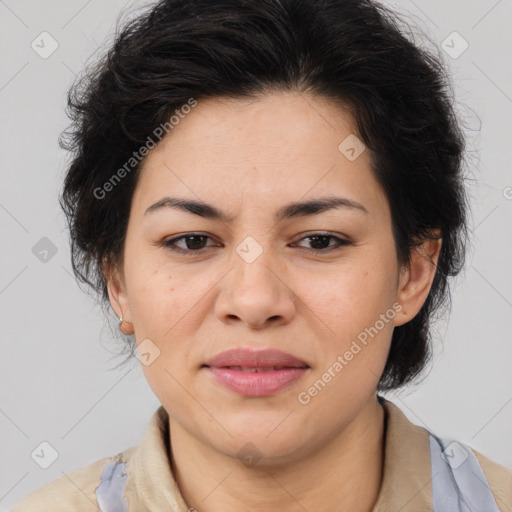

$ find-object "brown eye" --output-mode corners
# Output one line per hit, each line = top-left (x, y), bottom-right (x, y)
(292, 233), (351, 253)
(163, 234), (217, 255)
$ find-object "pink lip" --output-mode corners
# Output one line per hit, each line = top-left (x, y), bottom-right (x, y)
(203, 347), (309, 368)
(202, 347), (310, 397)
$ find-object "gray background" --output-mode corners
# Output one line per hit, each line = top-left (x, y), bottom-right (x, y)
(1, 0), (511, 509)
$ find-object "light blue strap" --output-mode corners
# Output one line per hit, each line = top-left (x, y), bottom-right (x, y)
(429, 433), (501, 512)
(95, 460), (129, 512)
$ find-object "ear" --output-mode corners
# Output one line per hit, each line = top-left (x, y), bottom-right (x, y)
(394, 232), (442, 327)
(103, 257), (132, 325)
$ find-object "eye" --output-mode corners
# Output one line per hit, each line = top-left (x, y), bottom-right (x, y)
(162, 233), (219, 255)
(291, 233), (351, 253)
(161, 232), (351, 256)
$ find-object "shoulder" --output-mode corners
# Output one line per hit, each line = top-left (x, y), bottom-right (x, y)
(473, 447), (512, 512)
(377, 397), (512, 511)
(10, 447), (137, 512)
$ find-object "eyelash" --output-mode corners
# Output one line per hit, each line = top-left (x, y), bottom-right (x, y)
(161, 232), (351, 256)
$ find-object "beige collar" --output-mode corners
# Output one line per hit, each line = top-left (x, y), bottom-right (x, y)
(372, 397), (432, 511)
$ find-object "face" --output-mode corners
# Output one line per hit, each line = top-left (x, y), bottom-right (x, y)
(107, 91), (418, 463)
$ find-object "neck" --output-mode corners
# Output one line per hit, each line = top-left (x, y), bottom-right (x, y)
(169, 394), (385, 512)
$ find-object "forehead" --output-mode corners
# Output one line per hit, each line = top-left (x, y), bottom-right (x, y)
(131, 91), (387, 219)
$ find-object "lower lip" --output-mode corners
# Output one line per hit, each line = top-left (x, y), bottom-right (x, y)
(205, 367), (309, 397)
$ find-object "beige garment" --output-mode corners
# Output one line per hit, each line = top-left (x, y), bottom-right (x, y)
(11, 398), (512, 511)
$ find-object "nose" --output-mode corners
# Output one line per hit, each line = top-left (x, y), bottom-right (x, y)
(214, 247), (297, 330)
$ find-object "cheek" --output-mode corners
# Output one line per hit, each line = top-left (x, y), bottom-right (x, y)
(297, 270), (395, 419)
(300, 255), (398, 387)
(302, 261), (396, 334)
(126, 253), (198, 334)
(130, 261), (201, 408)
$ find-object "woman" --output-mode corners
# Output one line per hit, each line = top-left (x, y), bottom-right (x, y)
(12, 0), (511, 511)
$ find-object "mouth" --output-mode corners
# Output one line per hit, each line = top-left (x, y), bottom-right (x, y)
(201, 347), (310, 397)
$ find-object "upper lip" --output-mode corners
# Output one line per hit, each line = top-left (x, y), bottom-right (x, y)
(203, 348), (310, 368)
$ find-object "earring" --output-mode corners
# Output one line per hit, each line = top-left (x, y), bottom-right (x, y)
(119, 314), (134, 335)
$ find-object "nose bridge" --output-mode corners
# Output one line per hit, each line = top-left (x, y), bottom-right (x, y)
(228, 198), (278, 275)
(232, 233), (282, 296)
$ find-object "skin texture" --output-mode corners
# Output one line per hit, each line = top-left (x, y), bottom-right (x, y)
(105, 91), (442, 512)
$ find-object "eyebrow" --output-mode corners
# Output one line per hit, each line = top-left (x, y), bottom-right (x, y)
(144, 195), (368, 222)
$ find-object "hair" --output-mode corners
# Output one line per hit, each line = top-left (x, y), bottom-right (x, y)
(59, 0), (469, 391)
